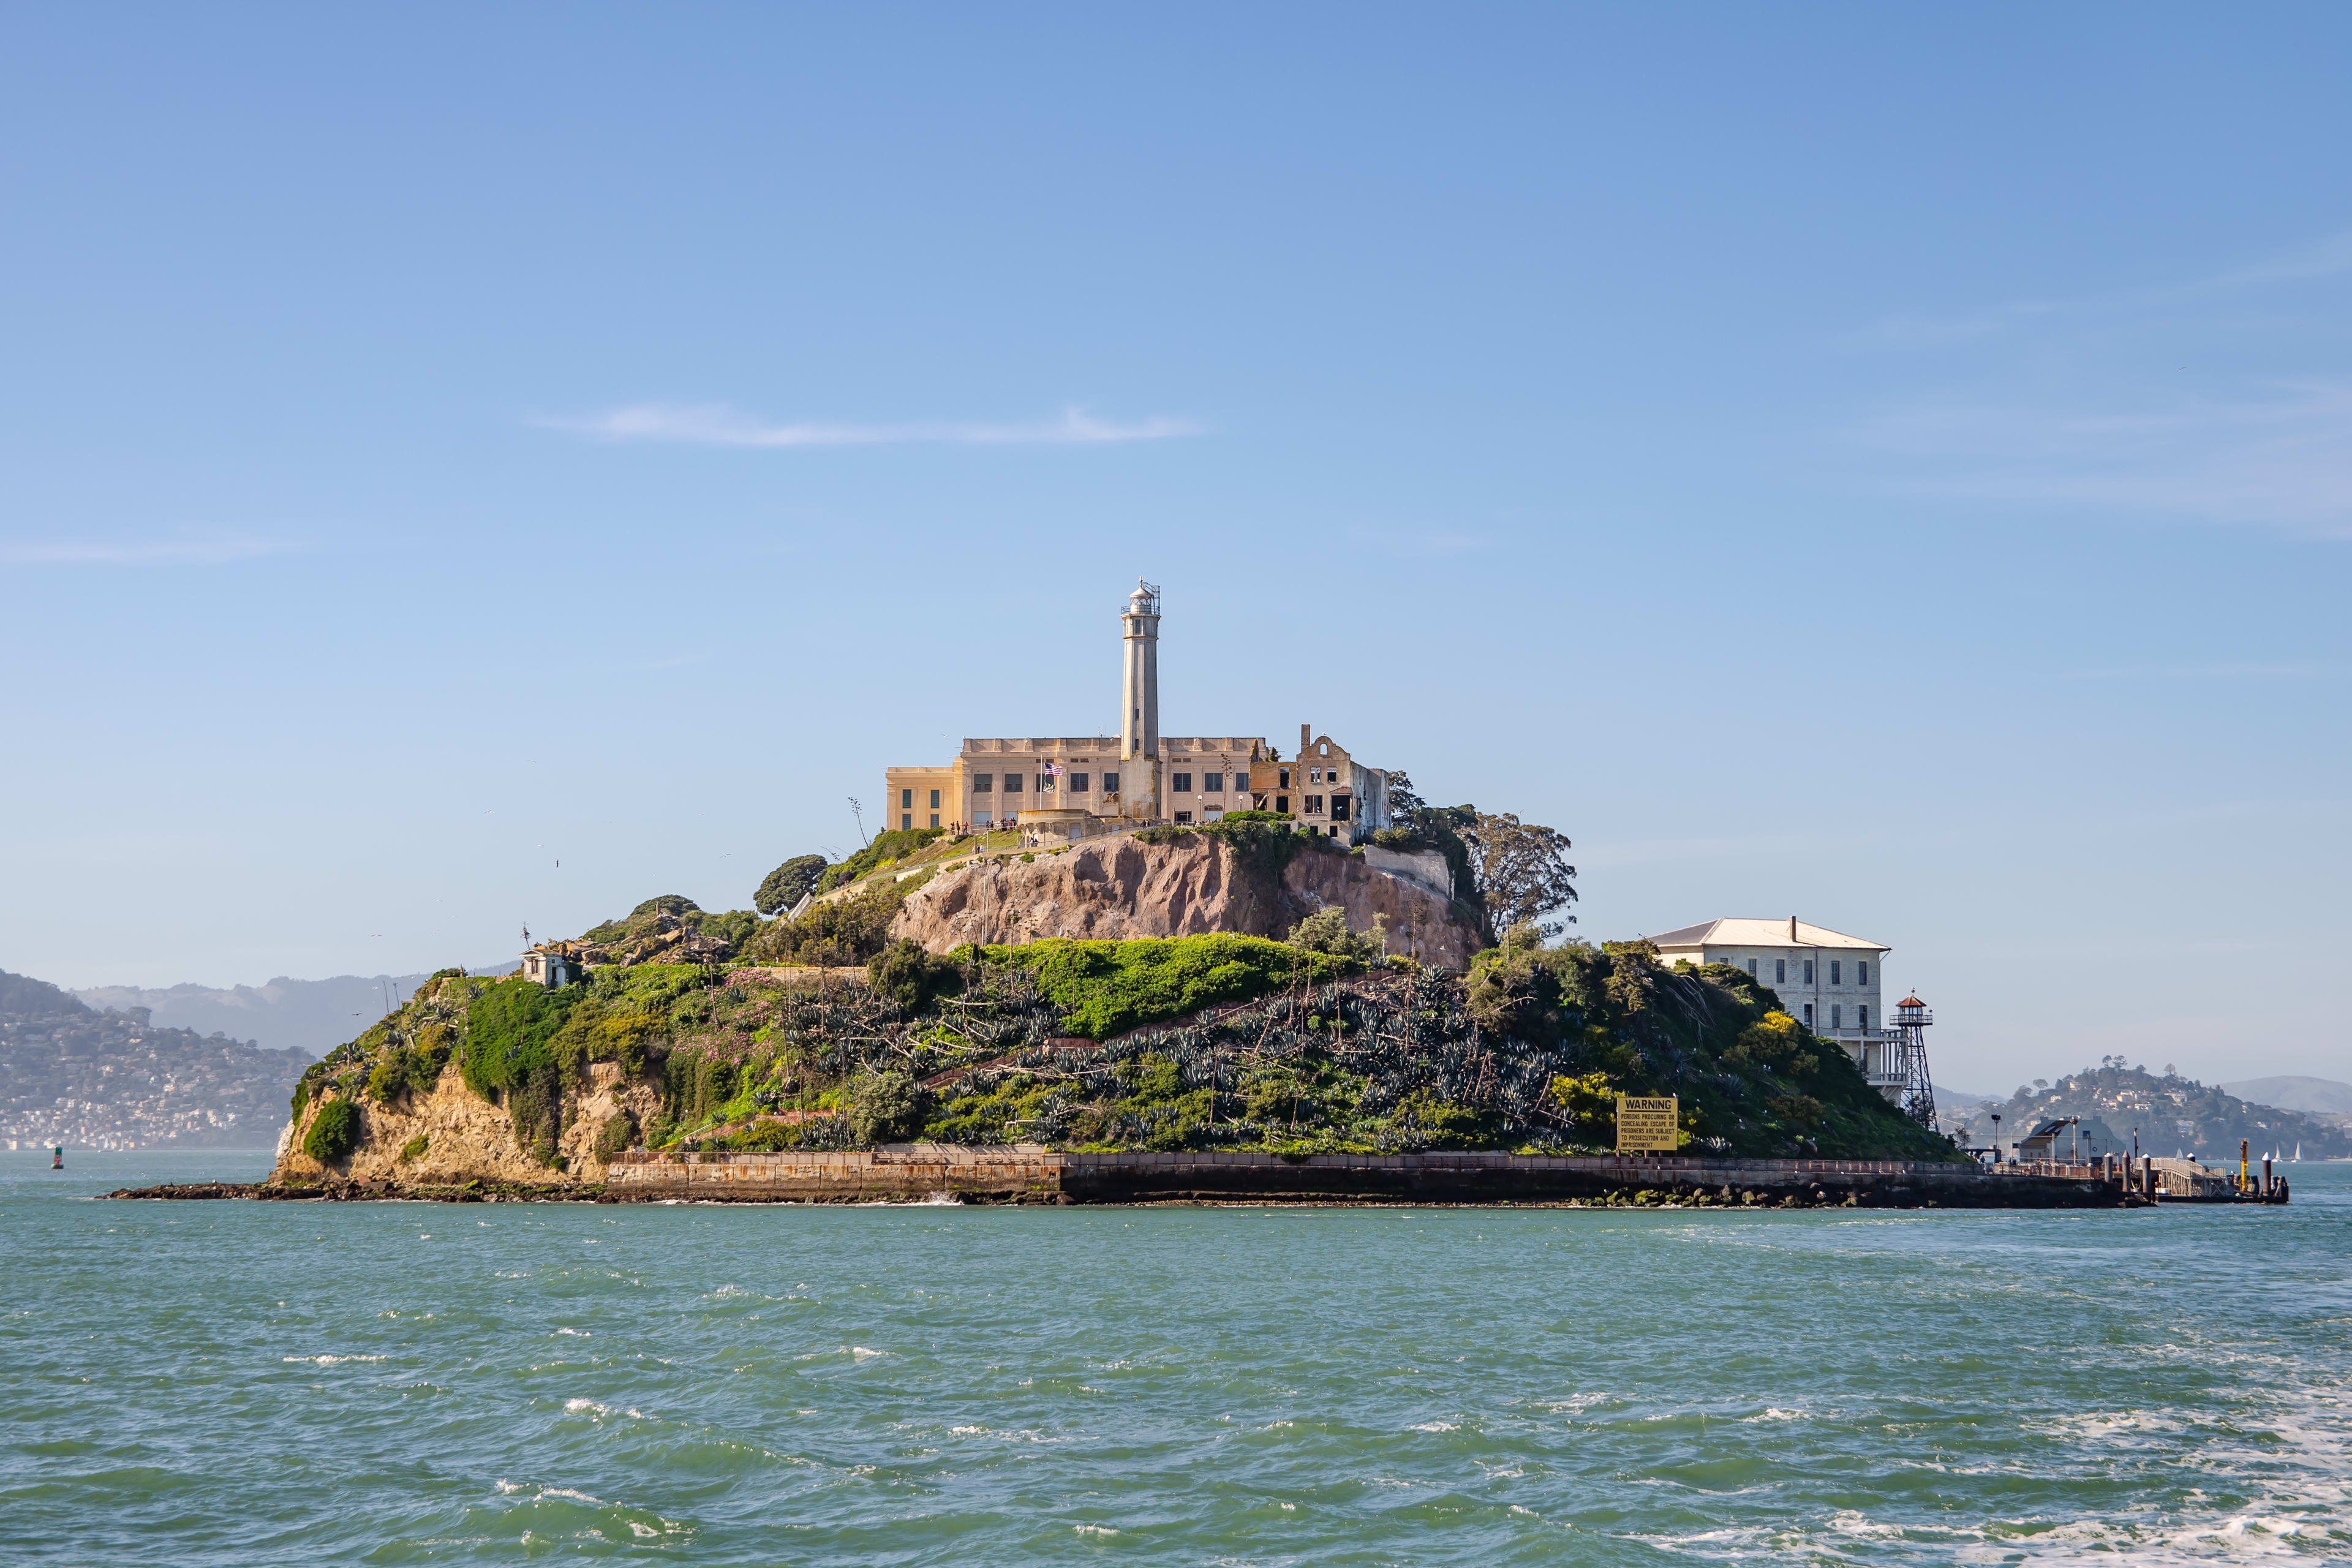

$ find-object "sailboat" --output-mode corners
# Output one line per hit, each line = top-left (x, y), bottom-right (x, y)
(2293, 1143), (2302, 1163)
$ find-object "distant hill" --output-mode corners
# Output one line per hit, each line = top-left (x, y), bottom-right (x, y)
(75, 963), (515, 1058)
(2, 967), (314, 1150)
(1941, 1060), (2351, 1161)
(2220, 1076), (2352, 1118)
(0, 970), (89, 1017)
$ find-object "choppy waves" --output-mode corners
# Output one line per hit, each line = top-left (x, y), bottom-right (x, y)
(1, 1149), (2346, 1564)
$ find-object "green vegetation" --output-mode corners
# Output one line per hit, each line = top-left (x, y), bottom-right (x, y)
(817, 827), (946, 892)
(293, 908), (1953, 1168)
(867, 938), (964, 1012)
(954, 933), (1362, 1039)
(577, 895), (760, 963)
(593, 1112), (636, 1161)
(398, 1133), (429, 1163)
(755, 854), (830, 915)
(303, 1098), (361, 1163)
(742, 880), (923, 967)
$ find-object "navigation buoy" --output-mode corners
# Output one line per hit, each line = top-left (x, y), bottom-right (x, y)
(51, 1145), (63, 1169)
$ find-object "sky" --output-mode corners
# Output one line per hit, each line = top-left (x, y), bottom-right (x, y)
(3, 4), (2348, 1093)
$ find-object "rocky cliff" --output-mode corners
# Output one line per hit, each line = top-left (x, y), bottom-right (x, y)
(273, 1056), (660, 1186)
(889, 832), (1483, 967)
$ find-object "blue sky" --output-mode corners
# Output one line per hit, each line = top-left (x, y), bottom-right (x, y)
(4, 5), (2348, 1091)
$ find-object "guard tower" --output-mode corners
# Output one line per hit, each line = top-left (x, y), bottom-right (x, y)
(1119, 579), (1162, 820)
(1890, 992), (1937, 1130)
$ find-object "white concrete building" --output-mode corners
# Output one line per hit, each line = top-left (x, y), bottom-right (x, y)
(1647, 917), (1902, 1099)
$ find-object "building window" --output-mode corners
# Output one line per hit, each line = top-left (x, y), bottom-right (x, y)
(902, 813), (912, 830)
(900, 788), (913, 809)
(1174, 811), (1193, 824)
(1831, 960), (1842, 985)
(1330, 796), (1349, 821)
(973, 773), (993, 793)
(930, 813), (940, 829)
(975, 810), (992, 826)
(1173, 772), (1193, 792)
(1070, 772), (1088, 793)
(1803, 1003), (1813, 1025)
(1858, 1004), (1869, 1031)
(1832, 1005), (1842, 1028)
(1202, 772), (1221, 793)
(1276, 795), (1289, 813)
(929, 789), (941, 810)
(1328, 825), (1339, 837)
(1041, 772), (1055, 791)
(1747, 958), (1758, 977)
(1305, 794), (1324, 814)
(1004, 774), (1022, 794)
(1804, 960), (1814, 984)
(1858, 961), (1869, 984)
(1103, 771), (1118, 796)
(1775, 959), (1786, 984)
(1279, 767), (1291, 789)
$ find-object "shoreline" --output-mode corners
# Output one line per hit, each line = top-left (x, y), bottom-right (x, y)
(107, 1150), (2141, 1209)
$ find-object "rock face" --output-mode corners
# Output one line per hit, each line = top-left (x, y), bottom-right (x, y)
(271, 1058), (658, 1188)
(889, 833), (1484, 968)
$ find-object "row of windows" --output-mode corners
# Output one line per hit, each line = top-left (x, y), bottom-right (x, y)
(1735, 957), (1869, 986)
(900, 788), (944, 810)
(1797, 1003), (1871, 1030)
(970, 772), (1120, 795)
(967, 770), (1261, 796)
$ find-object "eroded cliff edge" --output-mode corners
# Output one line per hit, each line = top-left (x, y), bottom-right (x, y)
(889, 832), (1482, 967)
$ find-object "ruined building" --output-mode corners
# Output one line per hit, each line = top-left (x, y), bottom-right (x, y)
(884, 581), (1394, 845)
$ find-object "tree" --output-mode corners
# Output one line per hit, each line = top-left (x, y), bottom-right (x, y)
(1287, 907), (1387, 963)
(755, 854), (830, 916)
(1461, 812), (1579, 937)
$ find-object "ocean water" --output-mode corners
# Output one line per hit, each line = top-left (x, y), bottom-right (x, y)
(2, 1152), (2346, 1565)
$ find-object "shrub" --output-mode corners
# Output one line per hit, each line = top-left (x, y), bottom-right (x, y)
(593, 1112), (637, 1160)
(365, 1058), (404, 1104)
(744, 883), (917, 967)
(960, 934), (1355, 1039)
(867, 938), (964, 1014)
(1287, 908), (1387, 963)
(846, 1068), (925, 1145)
(303, 1098), (361, 1163)
(398, 1134), (429, 1163)
(290, 1060), (331, 1120)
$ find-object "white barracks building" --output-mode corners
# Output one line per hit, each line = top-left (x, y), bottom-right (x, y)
(1648, 918), (1909, 1101)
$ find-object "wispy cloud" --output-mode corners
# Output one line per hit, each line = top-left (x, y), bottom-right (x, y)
(0, 532), (296, 566)
(1857, 381), (2352, 536)
(540, 404), (1198, 448)
(1852, 228), (2352, 349)
(2060, 662), (2345, 680)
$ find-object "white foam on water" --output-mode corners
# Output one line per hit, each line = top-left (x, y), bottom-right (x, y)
(1408, 1420), (1460, 1432)
(555, 1327), (590, 1336)
(629, 1522), (659, 1538)
(1074, 1524), (1118, 1537)
(1744, 1407), (1810, 1422)
(282, 1354), (386, 1365)
(848, 1345), (883, 1359)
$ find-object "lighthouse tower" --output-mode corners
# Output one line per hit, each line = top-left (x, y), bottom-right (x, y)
(1120, 580), (1162, 821)
(1890, 993), (1938, 1131)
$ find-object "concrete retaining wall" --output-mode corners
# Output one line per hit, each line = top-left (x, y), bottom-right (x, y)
(604, 1148), (2122, 1208)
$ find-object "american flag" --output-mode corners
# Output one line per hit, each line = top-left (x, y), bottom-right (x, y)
(1044, 763), (1061, 777)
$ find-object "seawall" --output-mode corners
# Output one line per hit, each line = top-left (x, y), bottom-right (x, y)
(108, 1150), (2130, 1207)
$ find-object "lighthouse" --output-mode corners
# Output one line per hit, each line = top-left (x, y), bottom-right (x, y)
(1120, 580), (1162, 820)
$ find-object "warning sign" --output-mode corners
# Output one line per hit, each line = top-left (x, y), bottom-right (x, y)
(1616, 1095), (1679, 1153)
